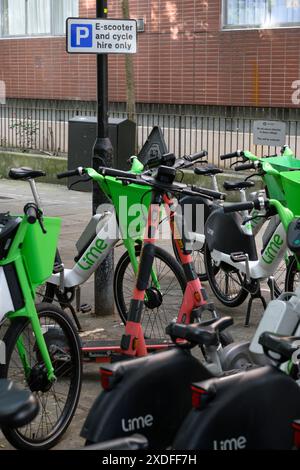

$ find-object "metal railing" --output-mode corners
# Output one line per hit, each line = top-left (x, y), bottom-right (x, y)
(1, 99), (300, 165)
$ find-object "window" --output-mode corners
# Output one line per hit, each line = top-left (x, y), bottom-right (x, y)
(223, 0), (300, 29)
(0, 0), (78, 38)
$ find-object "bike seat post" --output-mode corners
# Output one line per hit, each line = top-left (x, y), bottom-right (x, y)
(28, 178), (43, 211)
(210, 174), (219, 193)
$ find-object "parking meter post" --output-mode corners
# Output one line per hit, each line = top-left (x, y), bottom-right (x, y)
(92, 0), (114, 316)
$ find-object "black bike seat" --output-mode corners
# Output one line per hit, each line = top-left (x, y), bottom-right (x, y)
(9, 167), (46, 180)
(194, 165), (223, 176)
(223, 180), (255, 191)
(259, 332), (300, 361)
(166, 316), (233, 347)
(0, 379), (39, 427)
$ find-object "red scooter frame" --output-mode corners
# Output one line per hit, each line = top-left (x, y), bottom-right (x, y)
(120, 190), (217, 357)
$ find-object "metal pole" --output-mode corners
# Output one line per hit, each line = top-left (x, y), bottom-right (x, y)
(93, 0), (114, 316)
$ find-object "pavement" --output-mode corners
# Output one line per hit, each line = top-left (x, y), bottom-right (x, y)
(0, 178), (270, 450)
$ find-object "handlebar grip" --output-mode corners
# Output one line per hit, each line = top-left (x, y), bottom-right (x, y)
(220, 151), (242, 161)
(185, 150), (208, 162)
(98, 167), (138, 179)
(191, 185), (226, 201)
(235, 162), (256, 171)
(57, 168), (81, 179)
(24, 203), (37, 224)
(223, 201), (254, 213)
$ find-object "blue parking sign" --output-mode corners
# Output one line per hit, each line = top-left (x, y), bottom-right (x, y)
(71, 24), (93, 48)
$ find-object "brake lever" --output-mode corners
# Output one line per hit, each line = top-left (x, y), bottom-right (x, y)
(242, 214), (266, 225)
(229, 159), (245, 168)
(244, 173), (261, 182)
(37, 209), (47, 234)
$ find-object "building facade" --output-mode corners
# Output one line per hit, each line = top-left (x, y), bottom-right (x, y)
(0, 0), (300, 108)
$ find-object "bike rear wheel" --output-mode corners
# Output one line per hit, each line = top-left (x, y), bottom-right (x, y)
(285, 255), (300, 294)
(114, 245), (186, 340)
(0, 303), (82, 450)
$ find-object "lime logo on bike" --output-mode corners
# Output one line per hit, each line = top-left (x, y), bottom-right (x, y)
(77, 238), (108, 270)
(261, 233), (284, 264)
(213, 436), (247, 450)
(292, 340), (300, 366)
(121, 414), (154, 432)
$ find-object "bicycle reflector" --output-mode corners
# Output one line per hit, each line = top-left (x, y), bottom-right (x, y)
(191, 385), (211, 409)
(100, 368), (114, 391)
(292, 420), (300, 449)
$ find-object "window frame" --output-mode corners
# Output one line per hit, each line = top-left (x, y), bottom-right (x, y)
(0, 0), (78, 39)
(222, 0), (300, 31)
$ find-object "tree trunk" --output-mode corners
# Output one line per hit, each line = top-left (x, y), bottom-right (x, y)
(122, 0), (136, 122)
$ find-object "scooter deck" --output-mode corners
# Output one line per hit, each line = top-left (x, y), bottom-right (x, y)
(81, 338), (174, 362)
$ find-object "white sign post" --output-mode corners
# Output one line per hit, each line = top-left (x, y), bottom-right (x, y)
(66, 18), (137, 54)
(253, 120), (286, 147)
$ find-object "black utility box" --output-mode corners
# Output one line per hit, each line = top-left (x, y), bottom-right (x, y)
(68, 116), (136, 192)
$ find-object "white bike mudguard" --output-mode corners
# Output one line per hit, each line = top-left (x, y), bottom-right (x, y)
(0, 266), (14, 321)
(250, 290), (300, 356)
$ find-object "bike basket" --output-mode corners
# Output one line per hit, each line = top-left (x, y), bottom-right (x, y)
(100, 177), (152, 239)
(21, 216), (61, 286)
(265, 155), (300, 172)
(263, 156), (300, 203)
(280, 171), (300, 216)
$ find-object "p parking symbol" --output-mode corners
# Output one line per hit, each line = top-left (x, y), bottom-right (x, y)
(71, 24), (93, 48)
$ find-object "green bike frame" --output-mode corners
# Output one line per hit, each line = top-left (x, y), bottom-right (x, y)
(86, 166), (161, 290)
(0, 214), (61, 382)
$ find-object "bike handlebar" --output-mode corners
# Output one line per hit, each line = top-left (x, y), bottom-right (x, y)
(190, 185), (226, 201)
(57, 168), (83, 179)
(184, 150), (208, 162)
(235, 162), (256, 172)
(24, 203), (38, 224)
(220, 151), (243, 161)
(223, 199), (262, 214)
(98, 167), (138, 179)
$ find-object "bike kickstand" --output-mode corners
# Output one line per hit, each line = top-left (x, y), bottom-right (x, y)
(244, 289), (267, 327)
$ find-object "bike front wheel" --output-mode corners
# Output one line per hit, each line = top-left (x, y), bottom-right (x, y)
(0, 303), (82, 450)
(204, 243), (249, 307)
(114, 245), (186, 340)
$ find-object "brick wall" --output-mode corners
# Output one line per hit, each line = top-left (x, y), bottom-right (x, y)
(0, 0), (300, 107)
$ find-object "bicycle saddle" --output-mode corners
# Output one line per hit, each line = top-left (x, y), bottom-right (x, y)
(194, 165), (223, 176)
(8, 167), (46, 180)
(223, 180), (255, 191)
(166, 317), (233, 347)
(0, 379), (39, 428)
(259, 332), (300, 362)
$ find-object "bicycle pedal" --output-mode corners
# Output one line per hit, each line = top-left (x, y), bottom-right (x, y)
(80, 303), (92, 313)
(230, 252), (247, 263)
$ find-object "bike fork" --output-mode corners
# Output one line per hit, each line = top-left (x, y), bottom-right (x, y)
(121, 193), (162, 357)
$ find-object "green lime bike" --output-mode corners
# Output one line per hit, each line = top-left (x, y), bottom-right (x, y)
(204, 146), (300, 322)
(233, 147), (300, 295)
(0, 199), (82, 450)
(35, 151), (209, 345)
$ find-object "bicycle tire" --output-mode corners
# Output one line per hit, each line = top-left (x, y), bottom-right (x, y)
(114, 245), (186, 340)
(204, 243), (249, 307)
(0, 303), (82, 450)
